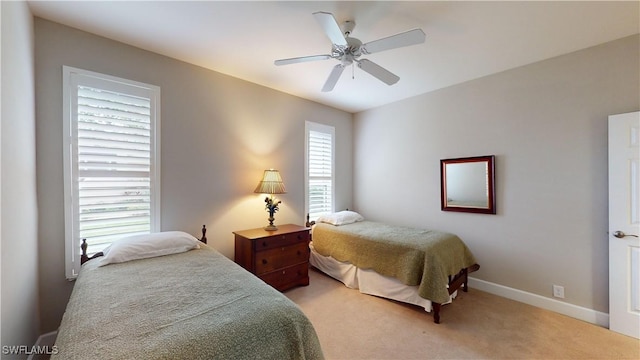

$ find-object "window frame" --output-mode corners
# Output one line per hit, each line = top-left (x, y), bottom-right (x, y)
(62, 66), (161, 279)
(305, 121), (335, 222)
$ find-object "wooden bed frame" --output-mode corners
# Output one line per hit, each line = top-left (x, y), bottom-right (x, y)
(80, 225), (208, 265)
(433, 263), (480, 323)
(306, 215), (479, 323)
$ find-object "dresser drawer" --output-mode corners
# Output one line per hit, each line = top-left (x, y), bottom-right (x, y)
(255, 242), (309, 275)
(255, 231), (309, 252)
(259, 262), (309, 291)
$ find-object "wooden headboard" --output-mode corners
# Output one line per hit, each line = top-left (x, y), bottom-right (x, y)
(305, 214), (316, 227)
(80, 225), (208, 265)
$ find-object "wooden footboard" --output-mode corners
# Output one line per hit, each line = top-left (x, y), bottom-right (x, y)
(80, 225), (208, 265)
(431, 263), (480, 323)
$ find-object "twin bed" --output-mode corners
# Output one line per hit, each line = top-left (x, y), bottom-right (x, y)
(53, 228), (324, 360)
(307, 211), (480, 323)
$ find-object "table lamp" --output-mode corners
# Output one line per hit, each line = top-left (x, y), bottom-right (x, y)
(254, 169), (286, 230)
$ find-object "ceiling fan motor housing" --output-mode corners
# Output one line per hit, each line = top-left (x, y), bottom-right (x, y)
(332, 37), (362, 65)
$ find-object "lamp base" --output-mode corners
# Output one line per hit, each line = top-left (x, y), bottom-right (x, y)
(264, 224), (278, 231)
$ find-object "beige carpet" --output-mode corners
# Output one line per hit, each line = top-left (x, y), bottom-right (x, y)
(285, 268), (640, 360)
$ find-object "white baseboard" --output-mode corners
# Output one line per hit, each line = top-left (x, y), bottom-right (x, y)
(468, 277), (609, 328)
(27, 331), (57, 360)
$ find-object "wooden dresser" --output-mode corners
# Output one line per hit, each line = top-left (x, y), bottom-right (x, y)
(233, 224), (310, 291)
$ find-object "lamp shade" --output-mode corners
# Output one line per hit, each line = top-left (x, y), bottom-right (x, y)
(254, 169), (286, 194)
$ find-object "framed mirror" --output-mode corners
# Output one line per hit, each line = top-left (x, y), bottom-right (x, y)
(440, 155), (496, 214)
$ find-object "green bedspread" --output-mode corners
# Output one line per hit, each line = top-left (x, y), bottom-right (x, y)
(312, 221), (477, 304)
(53, 245), (324, 360)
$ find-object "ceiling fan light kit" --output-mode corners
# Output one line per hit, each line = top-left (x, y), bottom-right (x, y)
(275, 11), (426, 92)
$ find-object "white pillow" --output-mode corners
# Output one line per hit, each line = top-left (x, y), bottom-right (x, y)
(98, 231), (201, 267)
(317, 211), (364, 226)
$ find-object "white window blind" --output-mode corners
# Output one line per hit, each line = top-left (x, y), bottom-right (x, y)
(63, 67), (160, 279)
(306, 122), (335, 221)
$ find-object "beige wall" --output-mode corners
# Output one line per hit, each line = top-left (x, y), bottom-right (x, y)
(34, 18), (353, 333)
(353, 35), (640, 313)
(1, 0), (40, 353)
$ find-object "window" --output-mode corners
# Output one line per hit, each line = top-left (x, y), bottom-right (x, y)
(63, 66), (160, 279)
(305, 121), (335, 222)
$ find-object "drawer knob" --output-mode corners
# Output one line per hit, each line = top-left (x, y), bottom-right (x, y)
(262, 241), (267, 247)
(282, 270), (286, 275)
(262, 259), (267, 265)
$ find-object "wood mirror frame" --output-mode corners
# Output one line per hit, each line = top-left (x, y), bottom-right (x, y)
(440, 155), (496, 214)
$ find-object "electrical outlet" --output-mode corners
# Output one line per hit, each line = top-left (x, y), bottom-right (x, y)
(553, 285), (565, 299)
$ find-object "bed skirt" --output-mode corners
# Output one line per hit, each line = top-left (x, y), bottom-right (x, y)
(309, 243), (455, 312)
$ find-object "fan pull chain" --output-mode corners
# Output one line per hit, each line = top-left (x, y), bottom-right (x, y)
(352, 63), (355, 79)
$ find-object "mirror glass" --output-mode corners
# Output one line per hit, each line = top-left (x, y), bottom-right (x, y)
(441, 155), (495, 214)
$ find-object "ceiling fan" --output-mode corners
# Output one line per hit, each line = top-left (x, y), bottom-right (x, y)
(274, 11), (426, 92)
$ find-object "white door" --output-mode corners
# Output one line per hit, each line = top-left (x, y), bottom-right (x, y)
(609, 111), (640, 339)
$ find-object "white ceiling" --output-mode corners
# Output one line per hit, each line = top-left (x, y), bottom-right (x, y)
(27, 1), (639, 113)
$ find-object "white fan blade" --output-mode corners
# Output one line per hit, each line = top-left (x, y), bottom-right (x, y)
(274, 55), (332, 66)
(361, 28), (426, 54)
(322, 64), (345, 92)
(313, 11), (347, 46)
(357, 59), (399, 85)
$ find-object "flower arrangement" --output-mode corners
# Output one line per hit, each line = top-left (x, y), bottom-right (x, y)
(263, 196), (281, 230)
(264, 196), (281, 217)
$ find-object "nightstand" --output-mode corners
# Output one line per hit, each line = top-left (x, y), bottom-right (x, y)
(233, 224), (311, 291)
